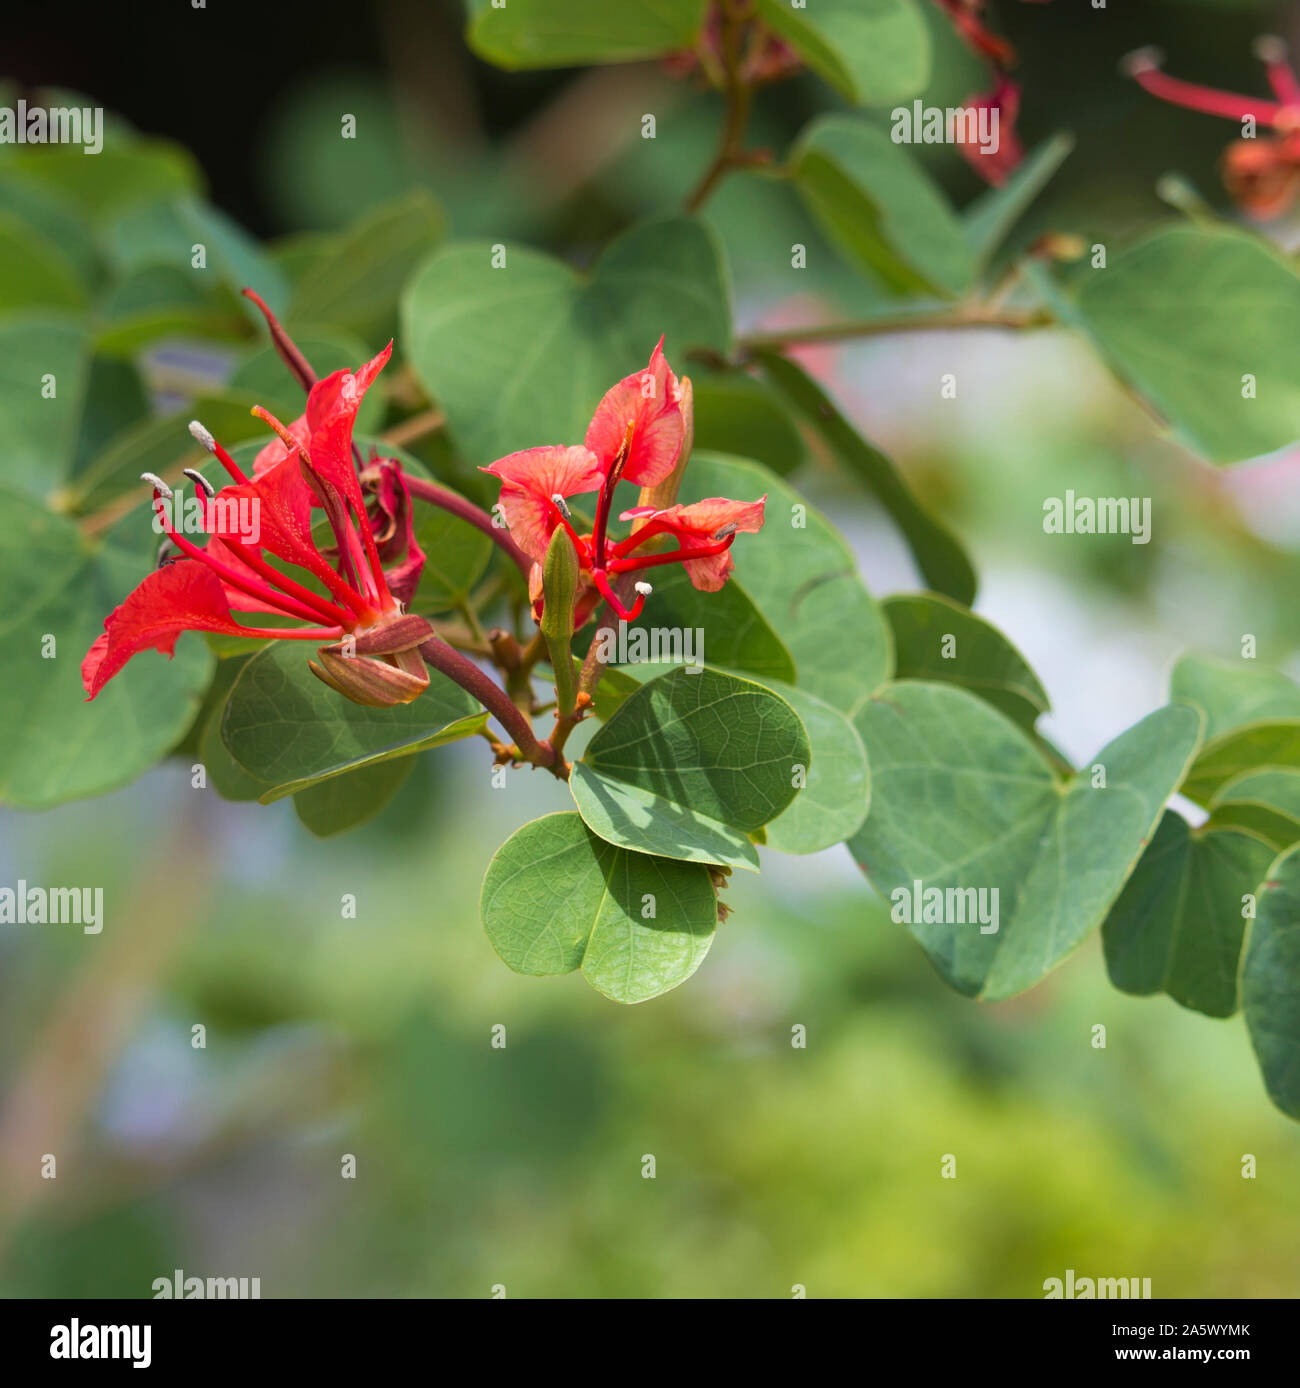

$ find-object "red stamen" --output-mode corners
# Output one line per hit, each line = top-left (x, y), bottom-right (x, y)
(609, 536), (735, 574)
(1255, 36), (1300, 108)
(1125, 47), (1287, 125)
(592, 568), (646, 623)
(150, 496), (336, 625)
(593, 423), (636, 570)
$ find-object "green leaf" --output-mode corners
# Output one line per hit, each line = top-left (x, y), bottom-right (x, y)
(883, 592), (1047, 733)
(481, 811), (717, 1003)
(759, 679), (868, 854)
(221, 641), (485, 800)
(791, 116), (973, 297)
(466, 0), (707, 68)
(850, 682), (1202, 999)
(1073, 225), (1300, 464)
(679, 452), (892, 714)
(1209, 768), (1300, 849)
(293, 758), (415, 837)
(963, 133), (1074, 270)
(100, 195), (288, 317)
(570, 666), (809, 870)
(402, 216), (731, 465)
(755, 0), (930, 106)
(1103, 811), (1275, 1017)
(195, 655), (268, 802)
(6, 141), (201, 219)
(0, 314), (91, 499)
(1171, 656), (1300, 806)
(287, 191), (443, 341)
(1243, 842), (1300, 1120)
(691, 373), (804, 477)
(0, 489), (213, 808)
(758, 352), (976, 604)
(411, 507), (494, 614)
(0, 210), (87, 309)
(593, 562), (796, 685)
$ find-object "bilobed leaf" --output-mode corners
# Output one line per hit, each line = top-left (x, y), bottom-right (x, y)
(481, 811), (718, 1003)
(1209, 768), (1300, 849)
(755, 0), (930, 106)
(1242, 842), (1300, 1120)
(570, 666), (810, 870)
(293, 757), (415, 837)
(791, 116), (973, 297)
(1073, 225), (1300, 464)
(1103, 810), (1275, 1017)
(849, 682), (1201, 999)
(221, 641), (485, 800)
(963, 133), (1074, 270)
(466, 0), (707, 68)
(1172, 655), (1300, 805)
(679, 452), (892, 714)
(883, 592), (1047, 732)
(0, 489), (213, 808)
(759, 353), (976, 606)
(287, 191), (443, 341)
(402, 216), (731, 466)
(758, 679), (868, 855)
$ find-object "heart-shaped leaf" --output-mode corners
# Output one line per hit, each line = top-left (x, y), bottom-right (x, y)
(791, 116), (973, 297)
(402, 216), (731, 465)
(293, 758), (415, 837)
(1103, 810), (1275, 1017)
(850, 682), (1201, 999)
(481, 811), (717, 1003)
(221, 641), (485, 801)
(755, 0), (930, 106)
(570, 665), (809, 870)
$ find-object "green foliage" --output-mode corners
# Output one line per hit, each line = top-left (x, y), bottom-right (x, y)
(402, 217), (731, 463)
(481, 811), (717, 1002)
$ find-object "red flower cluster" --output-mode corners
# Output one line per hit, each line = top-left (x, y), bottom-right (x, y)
(82, 345), (432, 707)
(482, 340), (765, 626)
(1125, 38), (1300, 218)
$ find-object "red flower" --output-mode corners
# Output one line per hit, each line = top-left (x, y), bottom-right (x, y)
(82, 344), (432, 706)
(958, 76), (1024, 187)
(1124, 40), (1300, 218)
(482, 340), (765, 625)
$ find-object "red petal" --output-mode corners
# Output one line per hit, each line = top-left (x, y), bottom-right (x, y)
(585, 338), (687, 487)
(252, 414), (310, 478)
(481, 445), (603, 561)
(304, 342), (392, 513)
(82, 559), (251, 698)
(628, 495), (766, 591)
(958, 78), (1023, 187)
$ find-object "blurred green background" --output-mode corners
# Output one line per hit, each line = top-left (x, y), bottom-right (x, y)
(1, 0), (1299, 1297)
